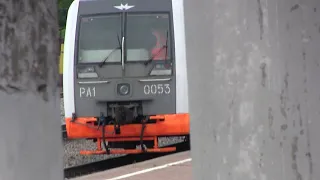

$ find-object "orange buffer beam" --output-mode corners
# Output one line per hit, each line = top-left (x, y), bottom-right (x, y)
(65, 113), (190, 139)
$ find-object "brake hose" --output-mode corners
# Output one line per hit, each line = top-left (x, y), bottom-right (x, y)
(139, 118), (148, 152)
(101, 117), (110, 155)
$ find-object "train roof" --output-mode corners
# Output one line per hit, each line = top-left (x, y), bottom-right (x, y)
(74, 0), (172, 15)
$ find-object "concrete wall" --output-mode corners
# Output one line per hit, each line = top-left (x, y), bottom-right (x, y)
(0, 0), (63, 179)
(184, 0), (320, 179)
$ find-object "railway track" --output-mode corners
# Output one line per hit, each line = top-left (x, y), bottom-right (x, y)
(64, 136), (190, 179)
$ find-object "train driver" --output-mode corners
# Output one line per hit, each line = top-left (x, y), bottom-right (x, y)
(150, 25), (168, 61)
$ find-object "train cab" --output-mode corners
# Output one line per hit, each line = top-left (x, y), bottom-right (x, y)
(63, 0), (189, 155)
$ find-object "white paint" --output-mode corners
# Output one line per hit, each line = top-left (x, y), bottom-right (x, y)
(90, 87), (96, 97)
(80, 87), (96, 97)
(114, 3), (134, 10)
(78, 80), (109, 84)
(143, 84), (171, 95)
(63, 0), (79, 118)
(138, 78), (171, 82)
(79, 87), (85, 97)
(105, 158), (192, 180)
(172, 0), (189, 114)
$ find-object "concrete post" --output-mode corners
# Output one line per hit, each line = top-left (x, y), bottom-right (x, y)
(184, 0), (320, 179)
(0, 1), (63, 180)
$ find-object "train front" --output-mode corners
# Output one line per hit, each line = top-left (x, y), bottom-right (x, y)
(63, 0), (189, 155)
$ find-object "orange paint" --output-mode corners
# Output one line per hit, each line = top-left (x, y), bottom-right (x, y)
(65, 113), (190, 155)
(65, 113), (190, 139)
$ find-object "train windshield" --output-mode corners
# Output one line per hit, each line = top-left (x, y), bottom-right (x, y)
(126, 13), (171, 62)
(78, 14), (122, 63)
(77, 13), (171, 64)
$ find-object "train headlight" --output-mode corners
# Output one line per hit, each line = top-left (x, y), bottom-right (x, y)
(77, 66), (98, 78)
(117, 83), (130, 95)
(149, 63), (172, 76)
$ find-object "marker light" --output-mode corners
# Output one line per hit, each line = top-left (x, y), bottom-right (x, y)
(77, 66), (98, 78)
(149, 63), (172, 76)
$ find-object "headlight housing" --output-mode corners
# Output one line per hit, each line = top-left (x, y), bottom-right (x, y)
(149, 62), (172, 76)
(77, 66), (98, 78)
(117, 83), (130, 96)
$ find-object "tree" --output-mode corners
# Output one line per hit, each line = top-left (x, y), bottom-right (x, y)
(58, 0), (73, 39)
(58, 8), (68, 39)
(58, 0), (73, 8)
(0, 1), (63, 180)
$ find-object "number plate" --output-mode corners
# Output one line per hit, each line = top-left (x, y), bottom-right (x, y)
(79, 87), (96, 98)
(143, 84), (171, 95)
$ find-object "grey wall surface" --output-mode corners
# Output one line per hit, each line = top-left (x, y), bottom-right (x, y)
(0, 94), (63, 180)
(184, 0), (320, 179)
(0, 0), (63, 180)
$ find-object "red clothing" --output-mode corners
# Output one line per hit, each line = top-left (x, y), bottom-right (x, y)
(151, 30), (167, 60)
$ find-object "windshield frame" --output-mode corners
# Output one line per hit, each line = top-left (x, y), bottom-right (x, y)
(123, 12), (174, 64)
(75, 12), (124, 66)
(74, 12), (174, 66)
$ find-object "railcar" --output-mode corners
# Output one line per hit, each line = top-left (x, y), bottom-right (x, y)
(63, 0), (189, 154)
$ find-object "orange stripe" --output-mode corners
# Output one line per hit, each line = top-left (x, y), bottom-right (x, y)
(65, 113), (190, 139)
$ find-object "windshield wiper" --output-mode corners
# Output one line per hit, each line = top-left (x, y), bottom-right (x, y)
(144, 30), (169, 66)
(98, 34), (121, 67)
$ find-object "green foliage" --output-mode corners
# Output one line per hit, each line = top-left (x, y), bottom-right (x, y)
(58, 0), (73, 39)
(60, 29), (66, 40)
(58, 0), (74, 8)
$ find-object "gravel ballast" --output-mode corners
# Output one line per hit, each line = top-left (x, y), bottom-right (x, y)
(61, 98), (185, 168)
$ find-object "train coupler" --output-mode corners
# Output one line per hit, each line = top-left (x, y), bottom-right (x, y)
(80, 147), (176, 155)
(79, 136), (176, 155)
